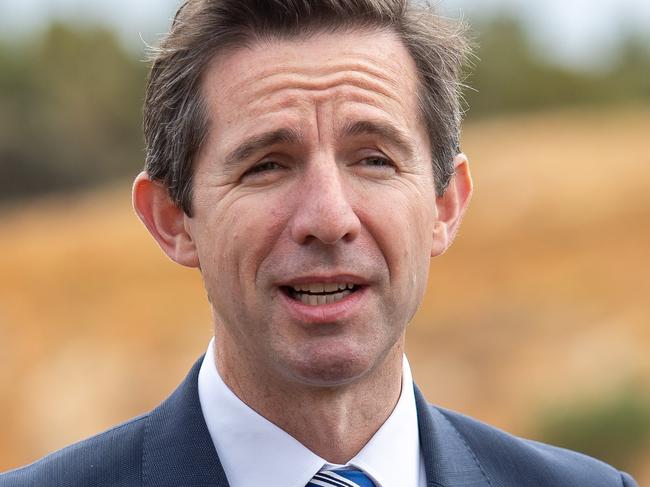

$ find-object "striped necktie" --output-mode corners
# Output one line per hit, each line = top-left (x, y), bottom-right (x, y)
(307, 469), (377, 487)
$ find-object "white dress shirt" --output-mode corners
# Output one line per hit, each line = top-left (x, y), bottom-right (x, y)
(198, 338), (426, 487)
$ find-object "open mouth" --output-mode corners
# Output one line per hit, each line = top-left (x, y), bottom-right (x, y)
(281, 283), (362, 306)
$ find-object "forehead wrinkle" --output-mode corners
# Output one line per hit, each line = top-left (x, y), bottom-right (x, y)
(249, 63), (408, 103)
(239, 67), (414, 126)
(219, 53), (412, 115)
(251, 73), (397, 106)
(229, 58), (403, 95)
(247, 84), (404, 121)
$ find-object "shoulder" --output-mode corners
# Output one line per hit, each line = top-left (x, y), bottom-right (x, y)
(0, 414), (147, 487)
(434, 405), (638, 486)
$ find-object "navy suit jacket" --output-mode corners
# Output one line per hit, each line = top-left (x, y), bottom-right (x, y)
(0, 357), (638, 486)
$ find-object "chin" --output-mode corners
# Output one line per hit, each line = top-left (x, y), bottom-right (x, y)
(281, 342), (384, 388)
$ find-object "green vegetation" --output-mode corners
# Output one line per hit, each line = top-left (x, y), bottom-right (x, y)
(1, 18), (649, 202)
(464, 16), (650, 117)
(0, 23), (147, 201)
(535, 387), (650, 470)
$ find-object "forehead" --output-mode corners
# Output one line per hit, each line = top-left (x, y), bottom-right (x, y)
(200, 28), (424, 148)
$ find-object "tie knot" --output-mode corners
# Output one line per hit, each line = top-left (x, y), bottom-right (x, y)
(307, 468), (377, 487)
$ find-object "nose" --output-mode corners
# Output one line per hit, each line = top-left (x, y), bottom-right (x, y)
(289, 160), (361, 245)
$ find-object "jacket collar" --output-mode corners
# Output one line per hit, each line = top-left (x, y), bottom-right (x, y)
(142, 356), (230, 487)
(415, 385), (491, 486)
(141, 357), (489, 487)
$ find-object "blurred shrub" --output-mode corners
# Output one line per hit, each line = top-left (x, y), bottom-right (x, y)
(0, 23), (147, 201)
(463, 16), (650, 118)
(535, 387), (650, 470)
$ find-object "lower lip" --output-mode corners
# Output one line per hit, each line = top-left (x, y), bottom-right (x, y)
(279, 287), (368, 324)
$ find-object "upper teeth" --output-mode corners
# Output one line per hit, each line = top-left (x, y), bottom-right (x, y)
(291, 283), (355, 293)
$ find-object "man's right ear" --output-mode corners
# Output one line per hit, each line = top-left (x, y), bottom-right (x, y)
(132, 171), (199, 268)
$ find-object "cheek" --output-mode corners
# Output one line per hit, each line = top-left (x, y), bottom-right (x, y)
(407, 202), (436, 296)
(396, 211), (433, 303)
(358, 186), (434, 288)
(211, 199), (291, 290)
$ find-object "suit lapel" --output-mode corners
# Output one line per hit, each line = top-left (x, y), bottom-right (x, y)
(139, 359), (491, 487)
(141, 356), (230, 487)
(415, 385), (491, 487)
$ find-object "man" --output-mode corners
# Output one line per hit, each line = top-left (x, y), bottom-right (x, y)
(0, 1), (638, 486)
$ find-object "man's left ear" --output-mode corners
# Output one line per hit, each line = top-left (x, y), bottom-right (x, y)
(431, 153), (473, 257)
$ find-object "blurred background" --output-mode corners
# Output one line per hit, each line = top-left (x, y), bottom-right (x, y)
(1, 0), (649, 480)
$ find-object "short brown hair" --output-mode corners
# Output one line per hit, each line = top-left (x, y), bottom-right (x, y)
(144, 0), (470, 216)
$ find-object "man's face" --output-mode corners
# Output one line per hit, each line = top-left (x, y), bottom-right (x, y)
(186, 29), (440, 387)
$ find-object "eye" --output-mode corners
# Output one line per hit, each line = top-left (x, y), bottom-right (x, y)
(360, 156), (394, 168)
(356, 154), (397, 177)
(241, 160), (285, 183)
(242, 160), (282, 178)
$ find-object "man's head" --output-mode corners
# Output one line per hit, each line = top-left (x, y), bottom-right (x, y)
(143, 0), (470, 216)
(133, 0), (472, 391)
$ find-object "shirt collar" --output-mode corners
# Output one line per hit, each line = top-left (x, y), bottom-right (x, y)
(198, 338), (422, 487)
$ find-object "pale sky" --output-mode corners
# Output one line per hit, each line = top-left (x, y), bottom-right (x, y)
(1, 0), (649, 68)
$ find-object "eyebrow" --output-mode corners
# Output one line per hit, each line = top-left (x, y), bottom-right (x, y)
(223, 128), (303, 170)
(340, 120), (417, 159)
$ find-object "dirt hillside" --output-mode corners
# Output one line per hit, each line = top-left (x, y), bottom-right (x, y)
(1, 107), (648, 479)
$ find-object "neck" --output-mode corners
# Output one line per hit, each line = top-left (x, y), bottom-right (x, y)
(214, 334), (404, 464)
